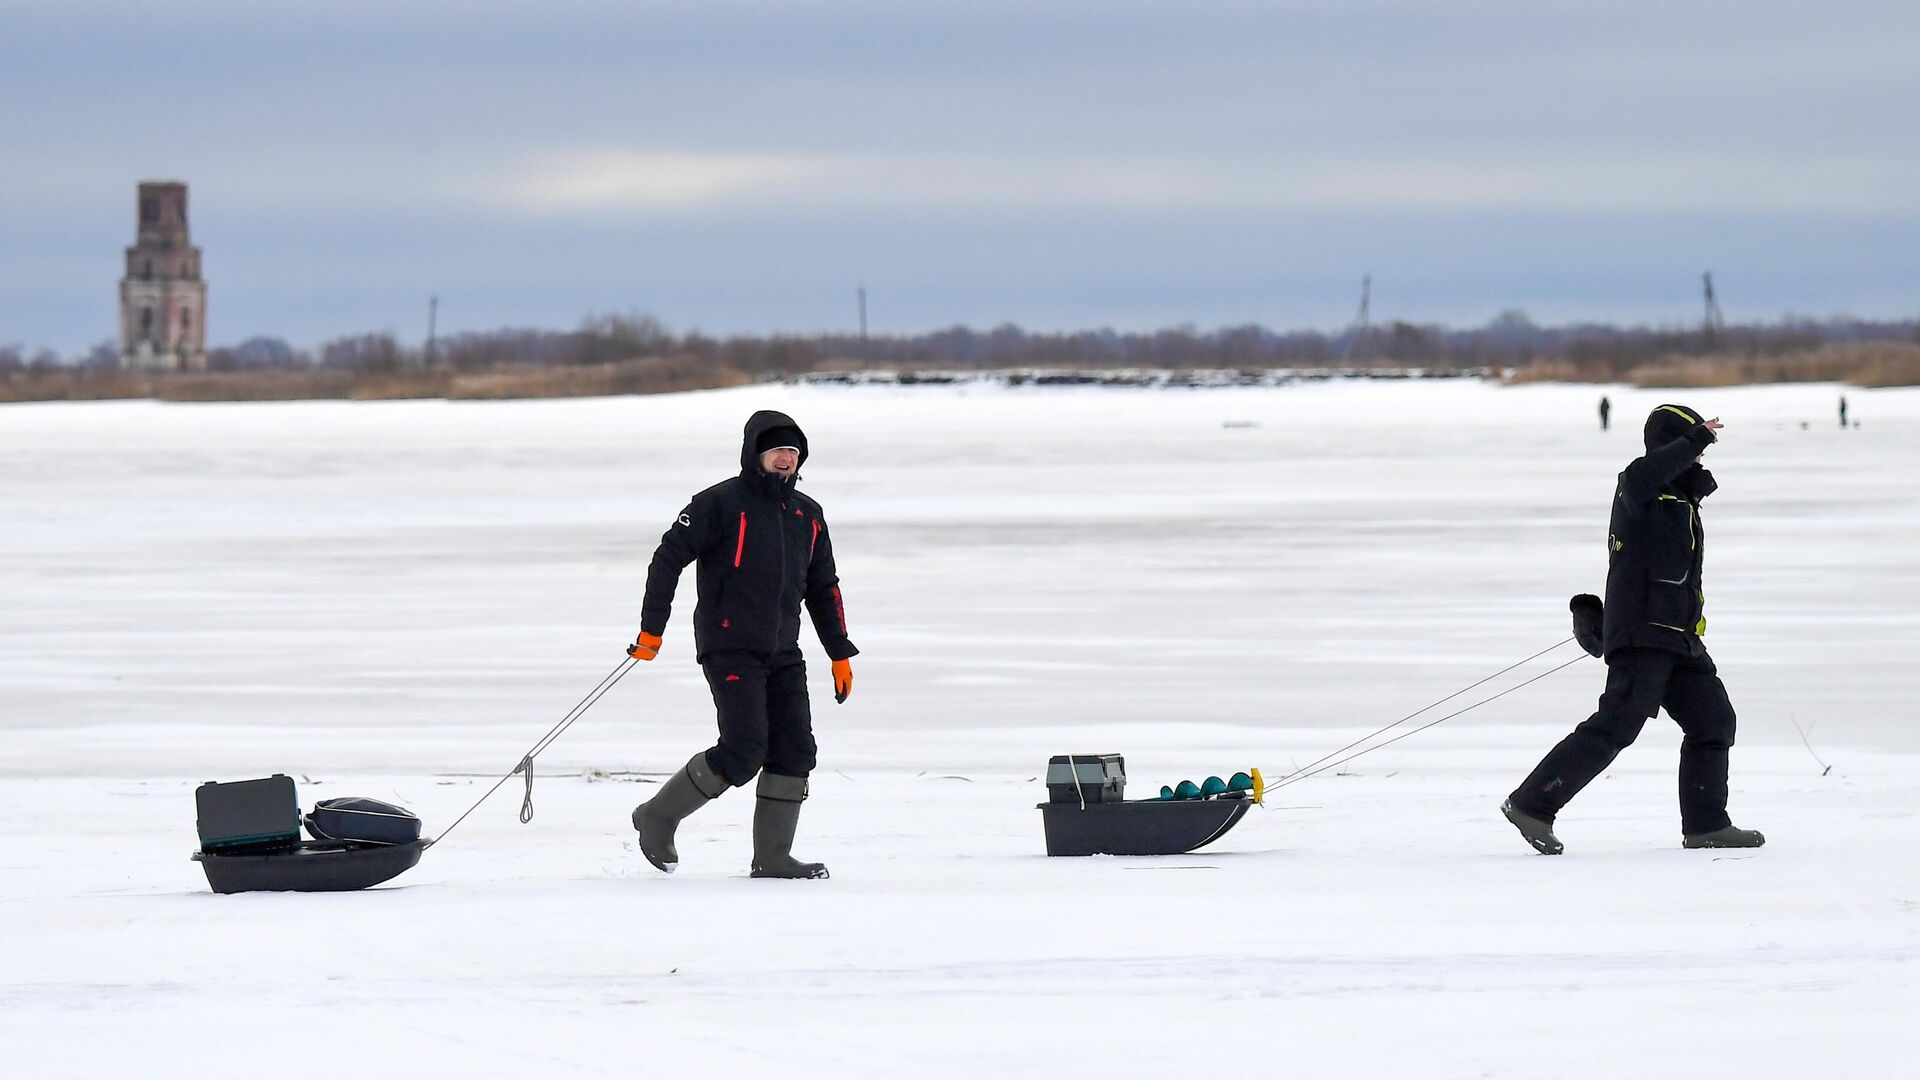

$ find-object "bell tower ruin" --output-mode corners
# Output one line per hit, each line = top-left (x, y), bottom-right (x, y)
(119, 181), (208, 371)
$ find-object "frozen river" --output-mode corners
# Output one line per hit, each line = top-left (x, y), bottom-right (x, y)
(3, 378), (1916, 771)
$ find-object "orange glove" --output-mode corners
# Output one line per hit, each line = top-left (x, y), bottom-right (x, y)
(628, 631), (663, 661)
(831, 658), (853, 704)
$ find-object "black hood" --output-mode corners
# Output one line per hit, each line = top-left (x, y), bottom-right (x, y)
(1643, 403), (1704, 452)
(740, 409), (809, 473)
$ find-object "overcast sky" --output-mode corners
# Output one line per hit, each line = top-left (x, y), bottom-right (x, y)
(3, 0), (1916, 352)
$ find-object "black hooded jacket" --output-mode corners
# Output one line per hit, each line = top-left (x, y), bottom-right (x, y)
(640, 410), (858, 663)
(1599, 404), (1720, 659)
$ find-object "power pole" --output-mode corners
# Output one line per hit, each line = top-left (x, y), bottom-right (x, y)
(857, 285), (868, 363)
(1701, 272), (1724, 352)
(1342, 274), (1372, 362)
(425, 293), (439, 369)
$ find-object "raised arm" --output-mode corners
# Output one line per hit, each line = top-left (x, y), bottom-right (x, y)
(1620, 421), (1719, 504)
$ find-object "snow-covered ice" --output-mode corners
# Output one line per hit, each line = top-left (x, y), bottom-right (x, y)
(2, 380), (1916, 1077)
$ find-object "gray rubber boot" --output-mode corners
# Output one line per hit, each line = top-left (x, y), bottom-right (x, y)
(749, 772), (829, 880)
(632, 752), (728, 873)
(1501, 799), (1564, 855)
(1682, 825), (1765, 849)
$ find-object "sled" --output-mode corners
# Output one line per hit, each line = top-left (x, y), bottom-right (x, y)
(1038, 795), (1253, 857)
(192, 774), (429, 893)
(192, 838), (429, 894)
(1037, 753), (1256, 856)
(186, 656), (651, 895)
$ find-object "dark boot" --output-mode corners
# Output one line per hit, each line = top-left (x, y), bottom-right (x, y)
(1682, 825), (1765, 849)
(1501, 799), (1564, 855)
(750, 772), (828, 880)
(632, 752), (727, 873)
(1678, 741), (1732, 836)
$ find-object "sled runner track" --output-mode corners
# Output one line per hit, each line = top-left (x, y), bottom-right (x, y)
(1269, 649), (1590, 794)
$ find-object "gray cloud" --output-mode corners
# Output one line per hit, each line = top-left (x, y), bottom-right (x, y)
(3, 0), (1916, 350)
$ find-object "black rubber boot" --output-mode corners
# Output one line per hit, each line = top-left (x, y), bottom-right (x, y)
(1678, 741), (1732, 837)
(632, 752), (727, 873)
(749, 772), (829, 880)
(1501, 799), (1565, 855)
(1682, 825), (1765, 849)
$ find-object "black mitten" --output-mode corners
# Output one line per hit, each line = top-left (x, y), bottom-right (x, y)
(1569, 594), (1604, 658)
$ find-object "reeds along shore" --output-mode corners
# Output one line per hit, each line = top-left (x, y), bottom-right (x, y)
(5, 342), (1920, 404)
(1500, 341), (1920, 388)
(0, 356), (750, 404)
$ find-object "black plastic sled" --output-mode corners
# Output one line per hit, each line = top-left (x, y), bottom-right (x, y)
(1037, 752), (1256, 856)
(193, 838), (429, 894)
(192, 774), (429, 893)
(1039, 796), (1252, 857)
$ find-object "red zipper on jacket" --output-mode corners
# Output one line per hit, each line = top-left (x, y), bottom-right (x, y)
(734, 511), (747, 567)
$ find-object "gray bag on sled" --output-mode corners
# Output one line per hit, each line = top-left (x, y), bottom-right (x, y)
(303, 797), (422, 846)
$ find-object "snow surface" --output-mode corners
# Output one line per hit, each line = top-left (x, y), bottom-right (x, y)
(2, 380), (1916, 1077)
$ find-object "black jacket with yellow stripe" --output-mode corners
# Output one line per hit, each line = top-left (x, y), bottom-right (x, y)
(1600, 405), (1720, 659)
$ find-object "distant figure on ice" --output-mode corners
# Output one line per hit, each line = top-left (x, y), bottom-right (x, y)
(1839, 395), (1849, 428)
(1598, 395), (1611, 431)
(626, 410), (858, 879)
(1502, 404), (1764, 855)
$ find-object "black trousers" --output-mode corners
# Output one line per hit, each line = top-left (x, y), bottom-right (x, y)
(1510, 647), (1736, 835)
(700, 649), (816, 786)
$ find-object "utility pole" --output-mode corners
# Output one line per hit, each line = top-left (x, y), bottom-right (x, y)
(1342, 274), (1372, 362)
(1701, 272), (1724, 352)
(857, 285), (868, 363)
(425, 293), (439, 369)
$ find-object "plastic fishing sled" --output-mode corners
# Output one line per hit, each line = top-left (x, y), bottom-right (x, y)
(192, 776), (427, 894)
(1037, 754), (1258, 857)
(187, 653), (647, 895)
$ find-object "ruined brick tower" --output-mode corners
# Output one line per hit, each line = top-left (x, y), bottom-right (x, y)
(118, 181), (208, 371)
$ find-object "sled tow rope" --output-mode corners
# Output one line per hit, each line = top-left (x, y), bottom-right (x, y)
(430, 656), (639, 847)
(1265, 637), (1587, 795)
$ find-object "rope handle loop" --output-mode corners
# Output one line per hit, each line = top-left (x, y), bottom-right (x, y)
(433, 656), (638, 847)
(516, 755), (537, 824)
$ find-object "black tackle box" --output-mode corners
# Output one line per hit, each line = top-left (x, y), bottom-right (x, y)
(195, 774), (302, 854)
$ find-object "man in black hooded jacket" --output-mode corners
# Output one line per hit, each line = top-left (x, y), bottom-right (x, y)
(1502, 404), (1765, 855)
(626, 410), (857, 879)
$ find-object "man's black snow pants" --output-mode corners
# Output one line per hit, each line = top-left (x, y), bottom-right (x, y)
(1510, 647), (1736, 835)
(700, 649), (816, 786)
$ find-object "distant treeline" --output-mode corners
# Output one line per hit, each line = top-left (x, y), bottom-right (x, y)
(5, 311), (1920, 402)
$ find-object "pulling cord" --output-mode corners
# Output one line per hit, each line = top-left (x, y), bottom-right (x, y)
(1266, 651), (1589, 794)
(1263, 636), (1578, 790)
(429, 656), (638, 848)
